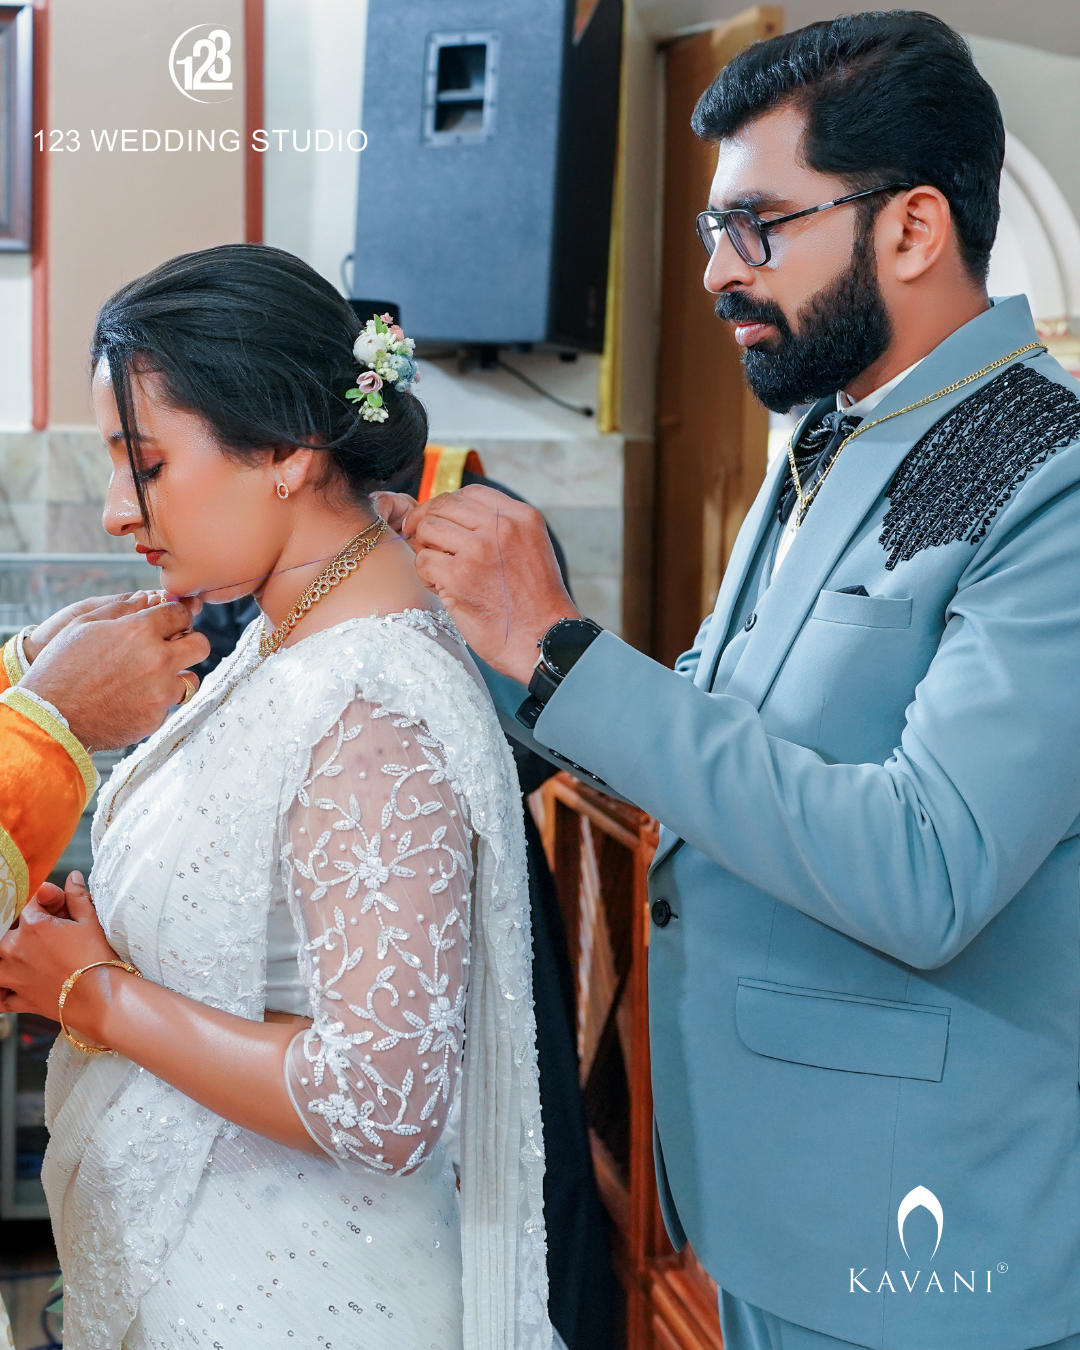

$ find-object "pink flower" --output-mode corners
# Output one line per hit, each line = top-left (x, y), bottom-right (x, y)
(379, 313), (395, 325)
(389, 325), (405, 343)
(357, 370), (383, 393)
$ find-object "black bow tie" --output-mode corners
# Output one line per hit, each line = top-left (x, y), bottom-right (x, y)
(777, 409), (863, 525)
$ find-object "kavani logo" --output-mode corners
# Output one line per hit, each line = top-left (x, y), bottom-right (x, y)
(848, 1186), (1007, 1296)
(897, 1185), (942, 1260)
(169, 25), (234, 103)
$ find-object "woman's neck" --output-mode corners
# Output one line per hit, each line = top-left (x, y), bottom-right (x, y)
(255, 505), (438, 648)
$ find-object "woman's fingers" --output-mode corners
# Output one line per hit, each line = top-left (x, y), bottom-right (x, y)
(64, 871), (97, 921)
(34, 883), (70, 918)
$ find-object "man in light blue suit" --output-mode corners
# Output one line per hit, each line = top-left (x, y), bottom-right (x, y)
(391, 13), (1080, 1349)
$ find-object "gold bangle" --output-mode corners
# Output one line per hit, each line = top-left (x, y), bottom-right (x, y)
(57, 959), (142, 1055)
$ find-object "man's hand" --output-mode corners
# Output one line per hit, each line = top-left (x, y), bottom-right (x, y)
(370, 491), (418, 535)
(20, 594), (211, 750)
(401, 486), (579, 683)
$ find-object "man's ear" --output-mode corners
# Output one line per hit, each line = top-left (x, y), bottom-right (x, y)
(885, 185), (955, 284)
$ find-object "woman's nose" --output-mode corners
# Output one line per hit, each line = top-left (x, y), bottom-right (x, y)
(102, 468), (145, 537)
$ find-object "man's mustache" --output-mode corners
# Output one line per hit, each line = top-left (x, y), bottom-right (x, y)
(714, 292), (789, 330)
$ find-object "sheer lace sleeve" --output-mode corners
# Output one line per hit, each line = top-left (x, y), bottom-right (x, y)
(282, 694), (473, 1175)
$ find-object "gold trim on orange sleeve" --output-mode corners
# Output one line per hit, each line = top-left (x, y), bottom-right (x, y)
(1, 637), (21, 690)
(0, 820), (29, 922)
(0, 688), (97, 806)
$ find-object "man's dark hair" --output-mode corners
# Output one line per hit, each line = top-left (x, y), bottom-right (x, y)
(691, 11), (1004, 281)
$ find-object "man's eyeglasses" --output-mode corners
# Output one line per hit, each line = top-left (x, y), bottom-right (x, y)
(696, 183), (912, 267)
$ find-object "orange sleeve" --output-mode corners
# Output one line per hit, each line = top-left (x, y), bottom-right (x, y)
(0, 682), (96, 928)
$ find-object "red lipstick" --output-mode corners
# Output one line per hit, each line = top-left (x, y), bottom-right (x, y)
(136, 544), (165, 566)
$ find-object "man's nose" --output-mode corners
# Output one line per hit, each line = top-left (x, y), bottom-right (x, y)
(703, 229), (755, 294)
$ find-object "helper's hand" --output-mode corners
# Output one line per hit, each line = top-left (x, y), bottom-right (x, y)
(0, 873), (119, 1030)
(400, 486), (579, 683)
(370, 491), (418, 535)
(21, 593), (210, 750)
(22, 590), (172, 662)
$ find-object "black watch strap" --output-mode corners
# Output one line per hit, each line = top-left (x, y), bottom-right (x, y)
(515, 618), (603, 730)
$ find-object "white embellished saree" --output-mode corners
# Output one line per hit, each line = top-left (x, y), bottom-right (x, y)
(42, 611), (551, 1350)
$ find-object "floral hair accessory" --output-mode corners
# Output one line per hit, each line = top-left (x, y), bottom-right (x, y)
(346, 313), (419, 423)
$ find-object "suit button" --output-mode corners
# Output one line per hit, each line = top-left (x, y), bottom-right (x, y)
(744, 612), (757, 631)
(651, 899), (676, 928)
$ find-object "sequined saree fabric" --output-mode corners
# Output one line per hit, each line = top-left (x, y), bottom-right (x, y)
(42, 612), (550, 1350)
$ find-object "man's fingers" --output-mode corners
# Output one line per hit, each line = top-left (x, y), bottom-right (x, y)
(371, 491), (417, 534)
(402, 489), (502, 539)
(138, 597), (204, 640)
(408, 511), (483, 556)
(169, 630), (212, 669)
(71, 592), (156, 624)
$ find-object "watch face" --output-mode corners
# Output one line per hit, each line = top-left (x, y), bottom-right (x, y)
(543, 619), (601, 678)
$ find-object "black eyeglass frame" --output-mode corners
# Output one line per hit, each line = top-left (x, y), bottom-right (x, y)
(696, 182), (913, 267)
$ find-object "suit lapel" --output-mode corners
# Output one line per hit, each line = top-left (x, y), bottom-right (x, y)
(693, 399), (829, 692)
(723, 296), (1043, 711)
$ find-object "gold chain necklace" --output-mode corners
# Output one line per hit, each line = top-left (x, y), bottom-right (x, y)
(104, 517), (388, 829)
(259, 517), (388, 657)
(786, 342), (1047, 530)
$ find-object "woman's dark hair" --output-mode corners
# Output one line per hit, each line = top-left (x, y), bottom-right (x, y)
(91, 243), (428, 521)
(691, 11), (1004, 281)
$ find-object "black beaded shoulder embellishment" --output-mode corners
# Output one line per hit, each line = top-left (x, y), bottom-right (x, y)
(879, 364), (1080, 570)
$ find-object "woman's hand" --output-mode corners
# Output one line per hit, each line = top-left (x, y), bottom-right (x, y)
(0, 873), (120, 1035)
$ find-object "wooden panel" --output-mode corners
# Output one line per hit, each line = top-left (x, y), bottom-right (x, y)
(652, 7), (781, 667)
(539, 773), (722, 1350)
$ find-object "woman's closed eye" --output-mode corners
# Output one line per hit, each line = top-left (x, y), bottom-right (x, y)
(136, 462), (164, 483)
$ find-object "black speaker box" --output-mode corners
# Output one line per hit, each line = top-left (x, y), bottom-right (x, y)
(353, 0), (623, 351)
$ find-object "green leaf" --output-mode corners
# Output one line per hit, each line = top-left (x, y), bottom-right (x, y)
(344, 387), (361, 402)
(365, 391), (384, 408)
(373, 315), (388, 334)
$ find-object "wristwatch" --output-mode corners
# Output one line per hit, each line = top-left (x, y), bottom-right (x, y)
(515, 617), (603, 730)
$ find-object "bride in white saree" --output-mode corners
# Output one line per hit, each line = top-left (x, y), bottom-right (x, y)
(0, 246), (550, 1350)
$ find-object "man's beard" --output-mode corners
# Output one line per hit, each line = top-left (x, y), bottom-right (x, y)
(716, 224), (892, 413)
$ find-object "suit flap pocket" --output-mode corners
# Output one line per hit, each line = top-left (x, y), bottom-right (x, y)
(812, 590), (912, 629)
(736, 978), (949, 1081)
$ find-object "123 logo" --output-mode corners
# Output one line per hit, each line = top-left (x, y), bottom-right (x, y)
(169, 25), (234, 103)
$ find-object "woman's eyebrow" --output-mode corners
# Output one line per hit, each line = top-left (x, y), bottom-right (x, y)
(106, 430), (158, 445)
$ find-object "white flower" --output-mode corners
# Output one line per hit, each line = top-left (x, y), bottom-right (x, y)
(353, 330), (386, 366)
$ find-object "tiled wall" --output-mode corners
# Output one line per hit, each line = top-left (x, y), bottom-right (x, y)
(472, 436), (625, 634)
(0, 431), (131, 554)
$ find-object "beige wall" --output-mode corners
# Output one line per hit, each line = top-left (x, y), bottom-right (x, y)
(47, 0), (247, 426)
(638, 0), (1080, 54)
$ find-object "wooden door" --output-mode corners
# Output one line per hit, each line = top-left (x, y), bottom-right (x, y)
(652, 7), (782, 668)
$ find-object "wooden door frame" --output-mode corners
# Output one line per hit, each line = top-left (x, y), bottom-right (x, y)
(651, 7), (782, 668)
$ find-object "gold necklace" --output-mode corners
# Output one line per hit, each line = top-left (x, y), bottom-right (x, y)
(259, 517), (388, 657)
(104, 517), (388, 829)
(786, 342), (1047, 530)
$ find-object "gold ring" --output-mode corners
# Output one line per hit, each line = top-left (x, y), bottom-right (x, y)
(180, 674), (197, 706)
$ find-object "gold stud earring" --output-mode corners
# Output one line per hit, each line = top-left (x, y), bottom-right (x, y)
(276, 482), (290, 500)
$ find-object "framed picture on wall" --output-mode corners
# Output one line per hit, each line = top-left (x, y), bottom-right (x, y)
(0, 3), (32, 251)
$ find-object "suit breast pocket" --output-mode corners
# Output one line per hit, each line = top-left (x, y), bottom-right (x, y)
(735, 978), (950, 1081)
(811, 589), (912, 629)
